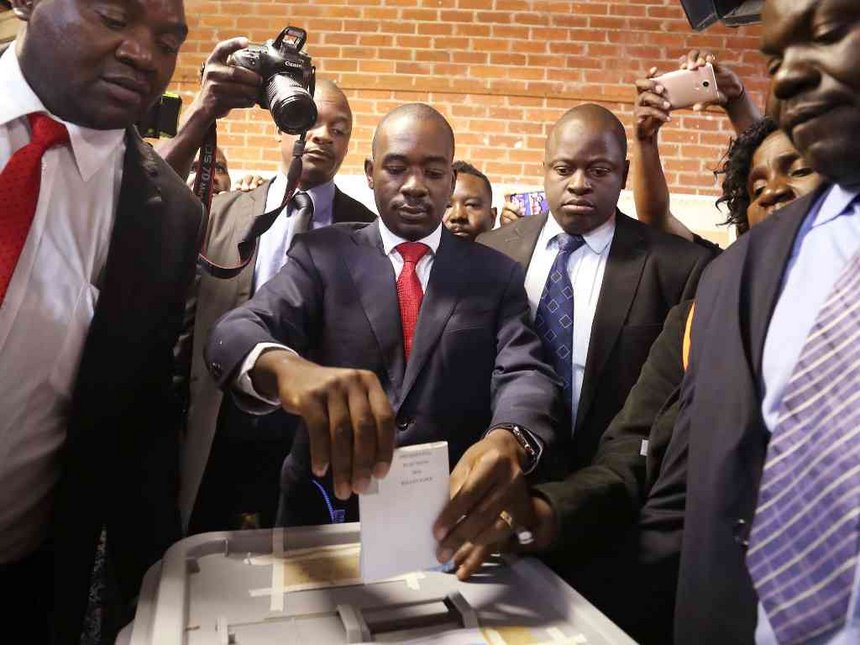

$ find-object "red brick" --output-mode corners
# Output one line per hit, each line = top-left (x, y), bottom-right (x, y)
(171, 0), (770, 193)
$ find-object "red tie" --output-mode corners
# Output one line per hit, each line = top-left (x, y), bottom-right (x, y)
(395, 241), (430, 360)
(0, 113), (70, 304)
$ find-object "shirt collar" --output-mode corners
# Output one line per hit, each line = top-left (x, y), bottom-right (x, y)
(304, 179), (335, 224)
(541, 211), (616, 255)
(377, 217), (443, 257)
(0, 43), (125, 183)
(812, 184), (860, 228)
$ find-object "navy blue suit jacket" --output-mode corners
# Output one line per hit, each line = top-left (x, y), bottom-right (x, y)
(206, 221), (563, 519)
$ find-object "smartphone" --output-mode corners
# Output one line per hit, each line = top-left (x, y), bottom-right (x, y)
(507, 190), (548, 217)
(653, 63), (720, 110)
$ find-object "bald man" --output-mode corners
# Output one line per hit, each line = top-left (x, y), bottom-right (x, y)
(205, 103), (562, 546)
(475, 104), (710, 605)
(177, 71), (376, 534)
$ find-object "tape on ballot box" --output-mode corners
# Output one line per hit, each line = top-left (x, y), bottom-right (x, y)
(124, 524), (635, 644)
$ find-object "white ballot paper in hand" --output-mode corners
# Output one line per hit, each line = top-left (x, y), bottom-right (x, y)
(359, 441), (449, 582)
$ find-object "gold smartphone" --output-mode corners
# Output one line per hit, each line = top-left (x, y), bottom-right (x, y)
(654, 63), (720, 110)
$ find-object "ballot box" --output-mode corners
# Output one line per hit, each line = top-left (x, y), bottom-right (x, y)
(125, 523), (635, 645)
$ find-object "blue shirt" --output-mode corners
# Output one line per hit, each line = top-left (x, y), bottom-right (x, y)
(758, 184), (860, 644)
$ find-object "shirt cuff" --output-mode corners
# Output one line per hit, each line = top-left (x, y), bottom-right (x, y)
(233, 342), (296, 415)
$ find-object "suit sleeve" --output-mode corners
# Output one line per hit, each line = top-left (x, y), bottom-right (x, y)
(489, 262), (564, 454)
(679, 248), (712, 301)
(204, 237), (323, 402)
(533, 300), (692, 554)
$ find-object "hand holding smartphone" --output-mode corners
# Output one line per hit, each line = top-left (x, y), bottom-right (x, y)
(506, 190), (548, 217)
(652, 62), (720, 110)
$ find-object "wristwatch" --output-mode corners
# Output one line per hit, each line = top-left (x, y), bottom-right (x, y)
(490, 423), (542, 475)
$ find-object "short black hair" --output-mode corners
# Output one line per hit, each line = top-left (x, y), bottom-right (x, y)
(715, 117), (780, 234)
(453, 160), (492, 201)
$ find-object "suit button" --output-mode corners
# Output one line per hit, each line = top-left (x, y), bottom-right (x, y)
(396, 418), (412, 431)
(211, 362), (223, 379)
(733, 518), (750, 548)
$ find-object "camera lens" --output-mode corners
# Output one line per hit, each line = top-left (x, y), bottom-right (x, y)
(703, 81), (710, 87)
(264, 75), (318, 135)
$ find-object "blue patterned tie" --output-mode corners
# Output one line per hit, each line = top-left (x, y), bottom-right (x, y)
(747, 246), (860, 644)
(535, 233), (585, 412)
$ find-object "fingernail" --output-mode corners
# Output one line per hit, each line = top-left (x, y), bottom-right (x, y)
(656, 85), (664, 93)
(336, 482), (351, 500)
(434, 525), (447, 541)
(373, 462), (391, 479)
(438, 548), (453, 563)
(355, 475), (371, 493)
(664, 101), (671, 109)
(313, 463), (329, 477)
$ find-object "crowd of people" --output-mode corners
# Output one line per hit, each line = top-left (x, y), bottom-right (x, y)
(1, 0), (858, 644)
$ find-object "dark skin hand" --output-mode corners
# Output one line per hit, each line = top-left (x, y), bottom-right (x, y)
(251, 350), (395, 500)
(446, 478), (559, 580)
(156, 37), (260, 181)
(498, 199), (525, 226)
(433, 429), (527, 568)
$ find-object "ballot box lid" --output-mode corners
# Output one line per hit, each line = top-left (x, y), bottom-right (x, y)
(127, 523), (636, 645)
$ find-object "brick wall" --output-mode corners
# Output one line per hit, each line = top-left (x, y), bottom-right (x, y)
(170, 0), (769, 200)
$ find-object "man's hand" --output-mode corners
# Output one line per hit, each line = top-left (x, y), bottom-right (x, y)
(252, 350), (395, 499)
(432, 429), (529, 569)
(234, 174), (267, 192)
(499, 200), (525, 226)
(446, 492), (558, 581)
(192, 37), (262, 123)
(634, 67), (672, 142)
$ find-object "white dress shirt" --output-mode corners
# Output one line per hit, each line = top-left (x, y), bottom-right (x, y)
(252, 175), (336, 291)
(523, 213), (615, 431)
(0, 45), (125, 563)
(757, 184), (860, 645)
(235, 220), (443, 410)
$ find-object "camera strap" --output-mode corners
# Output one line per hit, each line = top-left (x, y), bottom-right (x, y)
(193, 122), (305, 279)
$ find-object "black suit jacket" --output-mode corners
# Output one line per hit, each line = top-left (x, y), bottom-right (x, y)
(478, 211), (712, 470)
(663, 188), (832, 644)
(177, 180), (376, 527)
(205, 221), (562, 519)
(50, 132), (204, 641)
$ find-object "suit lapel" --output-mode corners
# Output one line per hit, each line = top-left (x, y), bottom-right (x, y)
(70, 132), (167, 426)
(576, 212), (647, 433)
(342, 221), (406, 393)
(233, 181), (269, 301)
(400, 229), (465, 403)
(745, 186), (827, 380)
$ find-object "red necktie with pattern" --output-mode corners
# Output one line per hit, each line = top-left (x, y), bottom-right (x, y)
(395, 241), (430, 360)
(0, 113), (70, 304)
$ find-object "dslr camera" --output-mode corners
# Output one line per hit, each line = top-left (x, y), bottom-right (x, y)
(229, 26), (317, 135)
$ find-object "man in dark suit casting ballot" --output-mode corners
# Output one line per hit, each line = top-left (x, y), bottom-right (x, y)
(206, 104), (562, 556)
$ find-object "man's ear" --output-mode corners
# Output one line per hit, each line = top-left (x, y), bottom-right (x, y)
(622, 159), (630, 189)
(364, 157), (374, 189)
(11, 0), (35, 20)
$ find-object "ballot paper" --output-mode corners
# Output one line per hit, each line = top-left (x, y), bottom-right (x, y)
(359, 441), (449, 582)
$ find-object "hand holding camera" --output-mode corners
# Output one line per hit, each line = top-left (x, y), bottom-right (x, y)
(194, 37), (262, 124)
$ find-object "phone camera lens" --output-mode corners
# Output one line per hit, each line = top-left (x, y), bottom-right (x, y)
(703, 81), (710, 87)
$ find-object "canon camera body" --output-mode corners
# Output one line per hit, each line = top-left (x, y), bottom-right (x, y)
(230, 26), (317, 134)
